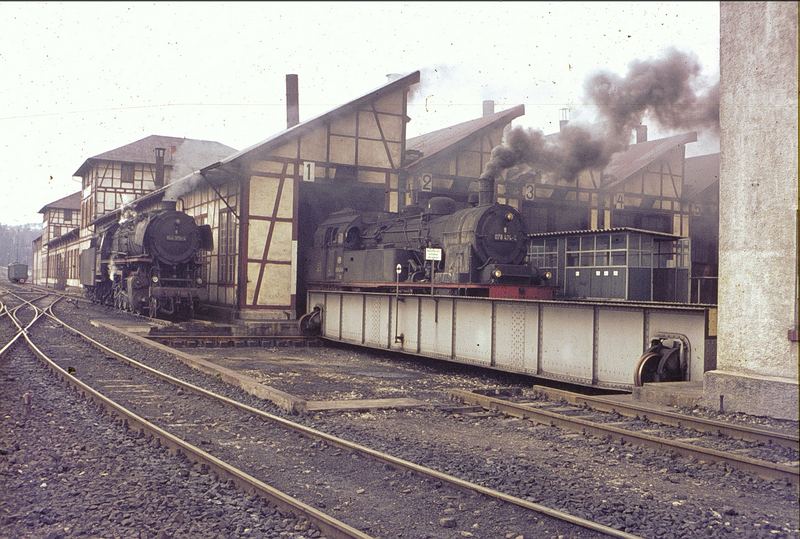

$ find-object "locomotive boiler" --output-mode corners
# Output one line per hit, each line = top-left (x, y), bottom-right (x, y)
(80, 205), (212, 318)
(306, 195), (552, 298)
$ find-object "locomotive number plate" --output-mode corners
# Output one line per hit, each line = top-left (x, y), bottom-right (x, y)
(493, 233), (517, 242)
(166, 235), (187, 241)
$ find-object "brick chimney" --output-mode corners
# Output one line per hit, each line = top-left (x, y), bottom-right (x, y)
(286, 74), (299, 128)
(559, 108), (570, 132)
(482, 100), (495, 117)
(635, 124), (648, 143)
(154, 147), (166, 188)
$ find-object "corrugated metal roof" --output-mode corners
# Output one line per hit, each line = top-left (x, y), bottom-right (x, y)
(73, 135), (237, 177)
(603, 132), (697, 187)
(528, 227), (684, 241)
(683, 153), (719, 199)
(404, 105), (525, 169)
(38, 191), (81, 214)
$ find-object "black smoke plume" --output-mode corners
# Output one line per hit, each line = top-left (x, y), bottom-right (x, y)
(482, 48), (719, 182)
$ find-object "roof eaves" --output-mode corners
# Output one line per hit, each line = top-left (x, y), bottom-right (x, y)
(603, 132), (697, 190)
(528, 226), (684, 241)
(404, 104), (525, 170)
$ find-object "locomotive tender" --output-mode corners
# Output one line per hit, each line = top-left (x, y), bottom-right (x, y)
(80, 204), (212, 318)
(306, 194), (552, 299)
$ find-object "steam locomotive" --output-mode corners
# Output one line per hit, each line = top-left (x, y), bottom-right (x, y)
(80, 204), (212, 318)
(305, 194), (553, 298)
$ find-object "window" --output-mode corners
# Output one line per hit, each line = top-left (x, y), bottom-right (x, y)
(195, 214), (209, 283)
(218, 209), (237, 285)
(121, 163), (134, 184)
(63, 209), (72, 222)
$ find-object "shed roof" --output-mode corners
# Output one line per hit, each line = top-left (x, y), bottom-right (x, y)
(404, 104), (525, 169)
(91, 71), (422, 227)
(73, 135), (236, 178)
(38, 191), (81, 214)
(215, 70), (420, 169)
(683, 152), (720, 199)
(603, 132), (697, 187)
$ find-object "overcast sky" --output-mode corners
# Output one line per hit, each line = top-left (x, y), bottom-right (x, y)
(0, 1), (719, 225)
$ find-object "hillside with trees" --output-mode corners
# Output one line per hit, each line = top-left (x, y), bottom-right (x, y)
(0, 223), (42, 266)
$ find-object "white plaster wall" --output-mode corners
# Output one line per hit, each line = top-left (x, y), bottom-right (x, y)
(718, 2), (798, 379)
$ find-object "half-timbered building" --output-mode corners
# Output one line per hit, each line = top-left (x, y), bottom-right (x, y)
(32, 135), (236, 290)
(504, 129), (698, 237)
(683, 152), (720, 303)
(402, 102), (525, 207)
(74, 135), (236, 243)
(34, 191), (81, 288)
(89, 72), (421, 321)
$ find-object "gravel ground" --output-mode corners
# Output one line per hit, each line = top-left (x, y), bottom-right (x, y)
(0, 324), (320, 538)
(501, 391), (800, 465)
(46, 299), (800, 538)
(29, 313), (607, 539)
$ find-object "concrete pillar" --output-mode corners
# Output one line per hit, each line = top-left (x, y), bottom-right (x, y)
(704, 2), (799, 420)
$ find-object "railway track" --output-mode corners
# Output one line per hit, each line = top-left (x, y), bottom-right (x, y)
(449, 387), (800, 486)
(146, 334), (320, 348)
(2, 289), (639, 538)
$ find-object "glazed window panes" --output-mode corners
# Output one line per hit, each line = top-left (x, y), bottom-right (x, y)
(218, 209), (237, 285)
(611, 234), (627, 249)
(611, 252), (627, 266)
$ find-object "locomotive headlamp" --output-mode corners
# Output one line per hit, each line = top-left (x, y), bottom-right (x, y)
(505, 212), (515, 221)
(544, 270), (553, 280)
(196, 277), (203, 285)
(493, 269), (503, 279)
(151, 275), (159, 283)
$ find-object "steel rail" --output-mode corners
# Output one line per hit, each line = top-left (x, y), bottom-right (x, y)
(449, 389), (799, 486)
(147, 334), (317, 347)
(0, 292), (55, 357)
(42, 307), (638, 539)
(13, 305), (371, 539)
(531, 385), (800, 451)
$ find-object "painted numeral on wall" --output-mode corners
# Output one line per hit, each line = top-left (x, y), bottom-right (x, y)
(420, 173), (433, 192)
(523, 183), (536, 201)
(303, 161), (315, 182)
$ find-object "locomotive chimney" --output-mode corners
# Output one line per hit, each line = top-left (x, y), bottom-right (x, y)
(635, 124), (648, 143)
(478, 174), (495, 206)
(286, 74), (299, 129)
(559, 107), (570, 132)
(482, 100), (495, 117)
(154, 147), (166, 188)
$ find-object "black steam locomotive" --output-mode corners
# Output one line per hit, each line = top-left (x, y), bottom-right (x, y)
(306, 195), (552, 298)
(80, 205), (212, 318)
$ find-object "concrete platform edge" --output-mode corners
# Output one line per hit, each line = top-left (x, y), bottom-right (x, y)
(703, 370), (799, 421)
